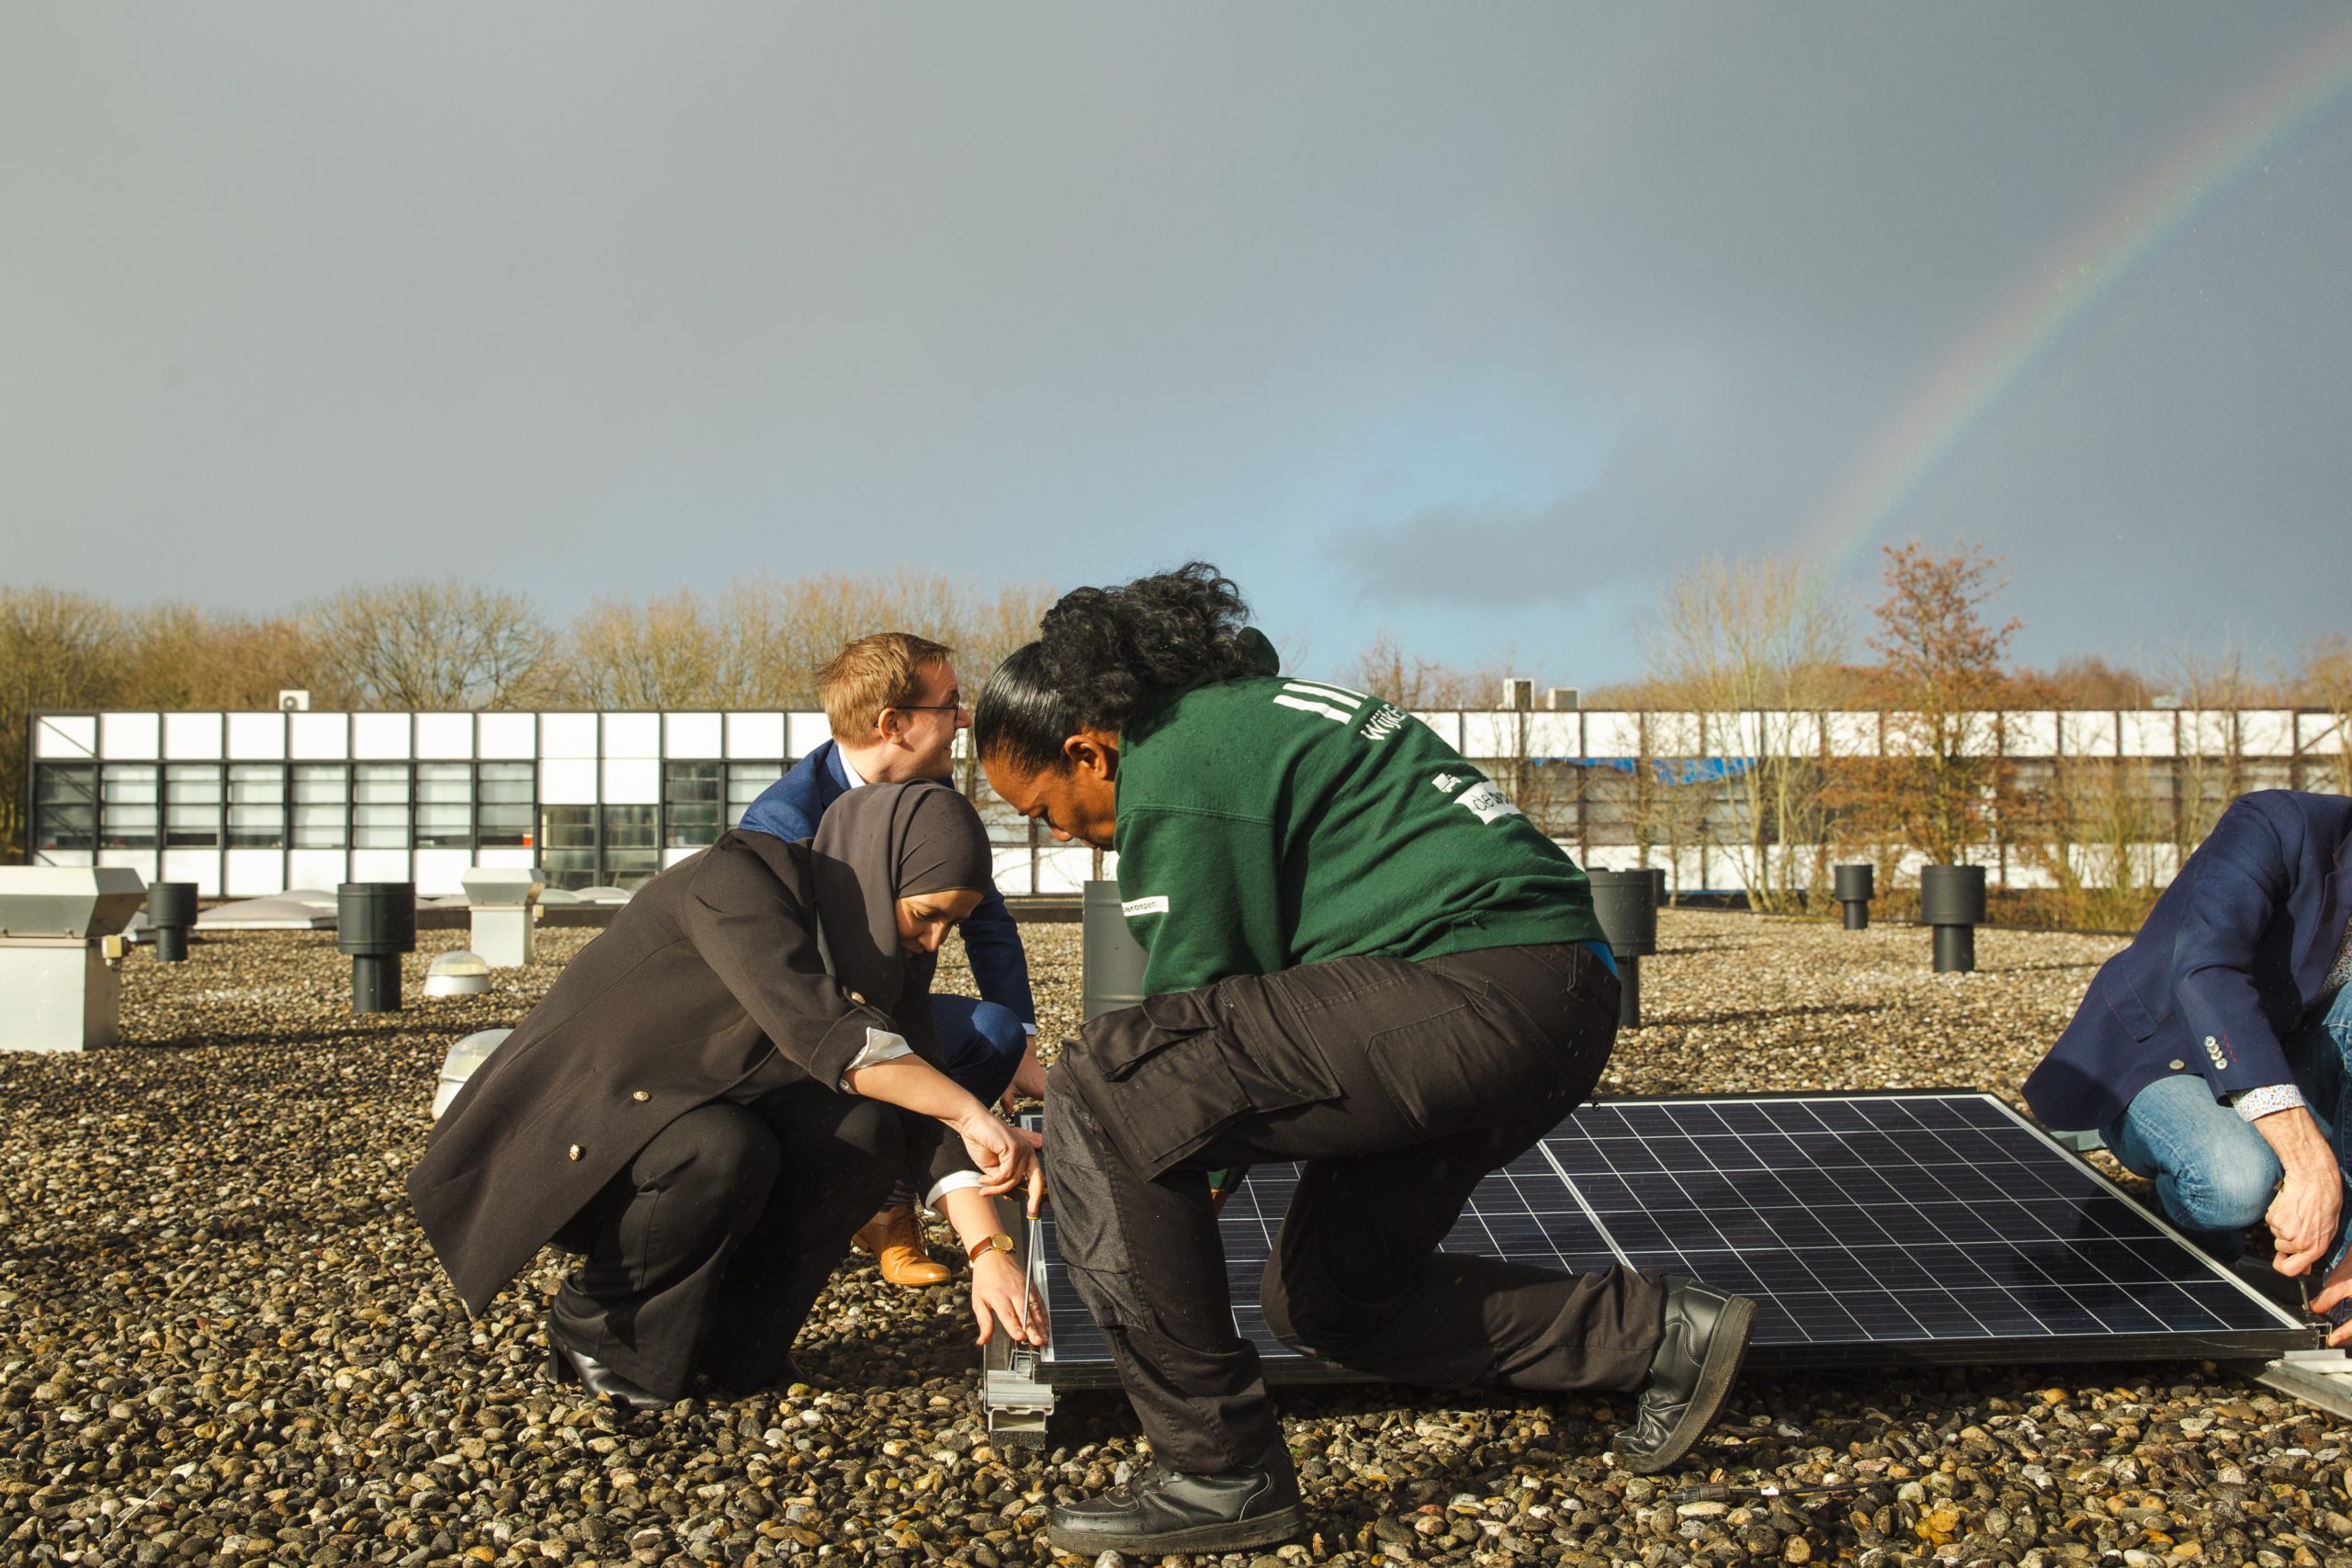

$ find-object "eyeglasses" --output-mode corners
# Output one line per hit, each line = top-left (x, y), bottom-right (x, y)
(892, 702), (968, 714)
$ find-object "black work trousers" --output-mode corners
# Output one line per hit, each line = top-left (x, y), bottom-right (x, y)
(1047, 941), (1664, 1474)
(549, 1082), (904, 1399)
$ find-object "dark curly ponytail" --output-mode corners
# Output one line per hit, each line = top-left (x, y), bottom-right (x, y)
(975, 562), (1267, 773)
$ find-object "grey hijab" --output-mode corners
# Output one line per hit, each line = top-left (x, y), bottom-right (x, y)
(808, 781), (992, 1035)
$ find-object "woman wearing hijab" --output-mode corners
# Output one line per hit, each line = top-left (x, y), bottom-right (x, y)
(409, 781), (1045, 1407)
(975, 565), (1755, 1555)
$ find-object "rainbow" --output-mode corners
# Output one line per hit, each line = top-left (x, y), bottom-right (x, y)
(1800, 14), (2352, 570)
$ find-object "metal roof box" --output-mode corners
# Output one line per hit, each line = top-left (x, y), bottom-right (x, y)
(459, 867), (548, 907)
(0, 867), (149, 941)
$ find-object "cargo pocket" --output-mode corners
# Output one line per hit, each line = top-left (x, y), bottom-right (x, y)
(1078, 984), (1338, 1178)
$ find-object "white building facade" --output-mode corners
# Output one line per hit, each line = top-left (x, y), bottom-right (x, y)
(24, 705), (2351, 898)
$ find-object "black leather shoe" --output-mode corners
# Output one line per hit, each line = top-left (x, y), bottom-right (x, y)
(548, 1338), (671, 1411)
(1611, 1277), (1756, 1473)
(1045, 1441), (1306, 1554)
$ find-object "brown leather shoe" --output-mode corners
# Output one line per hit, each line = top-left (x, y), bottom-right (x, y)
(851, 1204), (950, 1287)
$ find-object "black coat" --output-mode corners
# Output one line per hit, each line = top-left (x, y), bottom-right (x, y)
(409, 829), (964, 1315)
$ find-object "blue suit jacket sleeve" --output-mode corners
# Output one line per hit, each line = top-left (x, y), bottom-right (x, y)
(960, 882), (1036, 1027)
(2168, 799), (2300, 1097)
(736, 745), (837, 844)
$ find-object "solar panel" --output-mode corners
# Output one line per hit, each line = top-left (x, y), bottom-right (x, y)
(1030, 1091), (2312, 1384)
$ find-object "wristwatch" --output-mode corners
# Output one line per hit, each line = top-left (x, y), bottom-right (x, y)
(967, 1232), (1015, 1263)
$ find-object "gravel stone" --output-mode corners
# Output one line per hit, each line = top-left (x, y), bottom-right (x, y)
(2, 912), (2346, 1565)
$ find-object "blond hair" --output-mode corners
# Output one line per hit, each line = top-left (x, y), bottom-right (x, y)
(820, 632), (954, 740)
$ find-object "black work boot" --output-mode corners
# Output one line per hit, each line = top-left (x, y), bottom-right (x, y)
(1045, 1440), (1306, 1554)
(547, 1337), (671, 1412)
(1611, 1277), (1756, 1473)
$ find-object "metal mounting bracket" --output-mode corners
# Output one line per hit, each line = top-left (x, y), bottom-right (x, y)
(978, 1200), (1056, 1444)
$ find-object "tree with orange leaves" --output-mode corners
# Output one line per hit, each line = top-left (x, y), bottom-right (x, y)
(1866, 541), (2022, 867)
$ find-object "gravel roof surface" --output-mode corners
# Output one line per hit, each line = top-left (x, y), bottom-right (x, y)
(6, 911), (2350, 1567)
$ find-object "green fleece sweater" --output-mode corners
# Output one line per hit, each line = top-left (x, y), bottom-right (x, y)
(1114, 660), (1603, 997)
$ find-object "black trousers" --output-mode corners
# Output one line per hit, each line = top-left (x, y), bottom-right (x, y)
(548, 1083), (904, 1399)
(1047, 942), (1664, 1474)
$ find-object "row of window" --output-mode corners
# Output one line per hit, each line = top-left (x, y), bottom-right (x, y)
(32, 761), (1041, 890)
(37, 762), (546, 852)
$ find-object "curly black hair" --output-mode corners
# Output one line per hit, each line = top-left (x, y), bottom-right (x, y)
(974, 562), (1262, 773)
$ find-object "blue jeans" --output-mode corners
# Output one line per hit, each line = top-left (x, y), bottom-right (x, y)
(931, 995), (1029, 1108)
(2101, 986), (2352, 1265)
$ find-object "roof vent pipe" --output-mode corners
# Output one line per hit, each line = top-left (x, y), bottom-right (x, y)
(338, 883), (417, 1012)
(1587, 869), (1658, 1030)
(1081, 880), (1147, 1022)
(1833, 863), (1876, 931)
(1918, 864), (1987, 974)
(147, 882), (198, 963)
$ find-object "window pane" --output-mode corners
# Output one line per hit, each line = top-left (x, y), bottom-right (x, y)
(477, 762), (535, 848)
(728, 762), (785, 829)
(416, 762), (472, 850)
(354, 763), (411, 849)
(35, 765), (97, 852)
(665, 761), (721, 848)
(103, 766), (160, 849)
(602, 805), (660, 888)
(165, 766), (223, 849)
(541, 805), (596, 890)
(228, 764), (287, 849)
(292, 765), (349, 849)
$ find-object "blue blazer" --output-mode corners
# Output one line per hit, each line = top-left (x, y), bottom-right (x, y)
(736, 740), (1037, 1027)
(2023, 789), (2352, 1131)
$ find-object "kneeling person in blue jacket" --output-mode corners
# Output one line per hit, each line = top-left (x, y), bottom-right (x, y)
(740, 632), (1046, 1288)
(2024, 789), (2352, 1337)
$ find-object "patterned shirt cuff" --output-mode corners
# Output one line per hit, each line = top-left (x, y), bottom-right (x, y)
(924, 1170), (987, 1208)
(837, 1028), (912, 1091)
(2233, 1083), (2310, 1122)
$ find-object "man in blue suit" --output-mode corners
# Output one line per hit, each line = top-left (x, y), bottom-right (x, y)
(2024, 789), (2352, 1337)
(739, 632), (1044, 1288)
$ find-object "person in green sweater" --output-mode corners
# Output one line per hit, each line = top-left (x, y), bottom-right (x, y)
(976, 563), (1757, 1556)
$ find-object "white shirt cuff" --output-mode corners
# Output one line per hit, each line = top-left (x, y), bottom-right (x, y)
(1022, 1023), (1037, 1038)
(837, 1027), (912, 1091)
(924, 1169), (986, 1208)
(2233, 1083), (2310, 1122)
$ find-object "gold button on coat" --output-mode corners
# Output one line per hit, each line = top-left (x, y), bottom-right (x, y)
(2169, 1059), (2186, 1071)
(567, 1144), (583, 1161)
(631, 1090), (650, 1101)
(848, 991), (865, 1005)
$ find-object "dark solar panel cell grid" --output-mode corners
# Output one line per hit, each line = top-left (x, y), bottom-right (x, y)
(1034, 1092), (2310, 1381)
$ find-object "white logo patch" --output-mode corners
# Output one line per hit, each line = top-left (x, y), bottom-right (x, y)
(1453, 782), (1523, 824)
(1431, 773), (1465, 795)
(1122, 895), (1170, 918)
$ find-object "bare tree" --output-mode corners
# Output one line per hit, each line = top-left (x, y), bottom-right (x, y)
(1643, 554), (1847, 911)
(1, 588), (130, 858)
(1348, 628), (1512, 712)
(958, 579), (1061, 691)
(569, 590), (726, 709)
(307, 581), (559, 709)
(1866, 542), (2020, 867)
(117, 603), (337, 710)
(2162, 634), (2256, 853)
(2300, 636), (2352, 799)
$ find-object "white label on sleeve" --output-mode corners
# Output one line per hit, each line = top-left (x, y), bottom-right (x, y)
(1453, 782), (1523, 824)
(1122, 895), (1170, 917)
